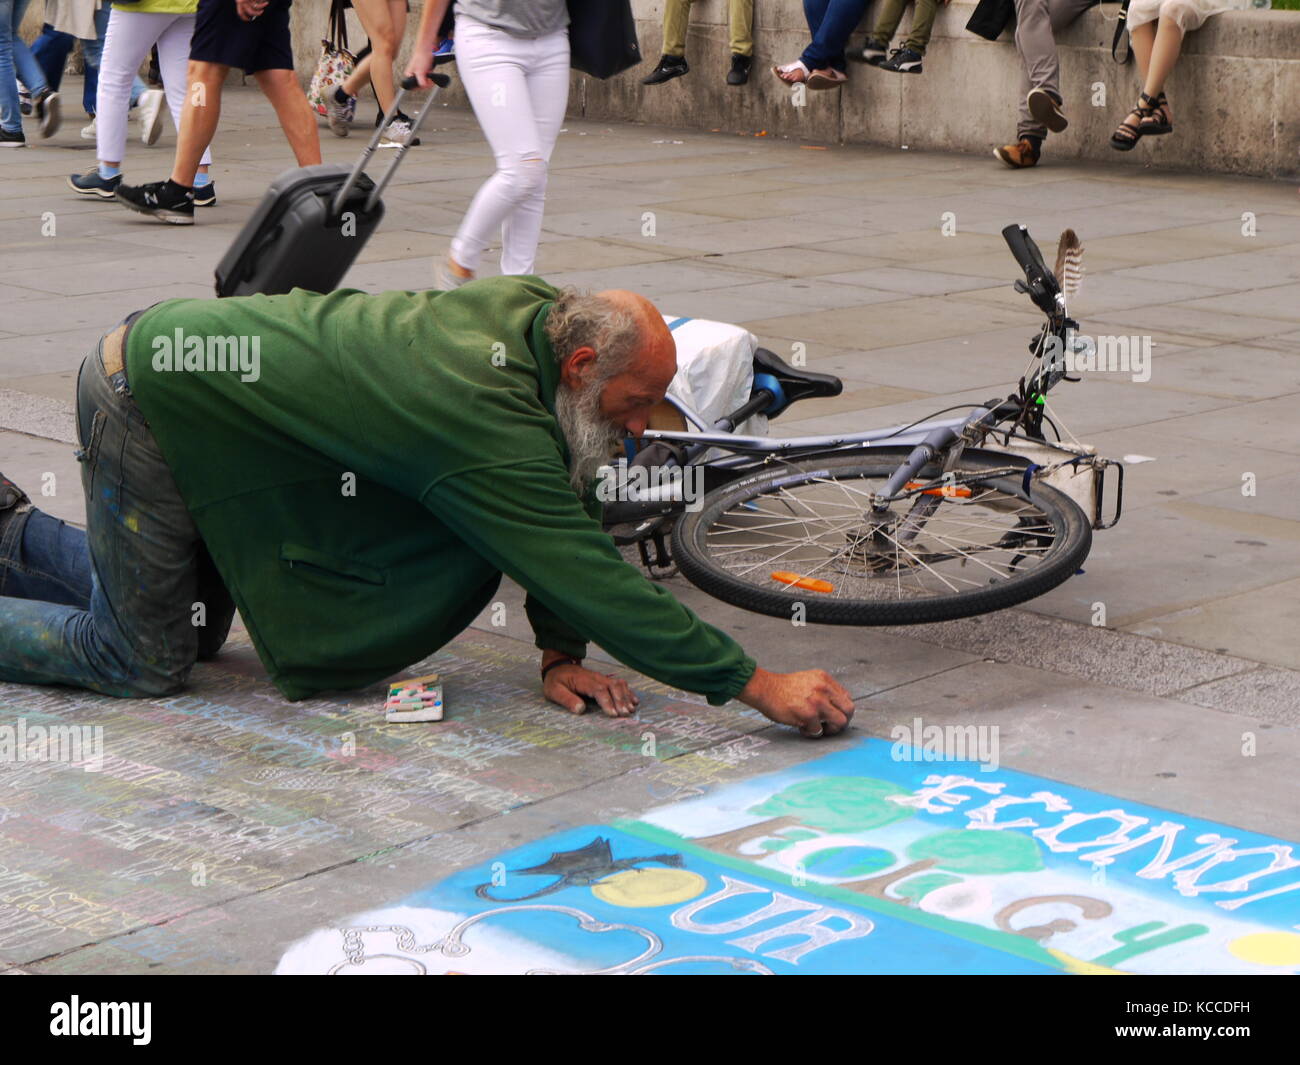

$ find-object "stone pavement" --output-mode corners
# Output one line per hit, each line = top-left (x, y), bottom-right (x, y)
(0, 84), (1297, 973)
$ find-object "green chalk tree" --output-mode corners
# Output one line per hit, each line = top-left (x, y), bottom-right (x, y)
(694, 777), (913, 857)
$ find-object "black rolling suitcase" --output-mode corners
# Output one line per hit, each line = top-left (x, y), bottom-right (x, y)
(214, 73), (450, 298)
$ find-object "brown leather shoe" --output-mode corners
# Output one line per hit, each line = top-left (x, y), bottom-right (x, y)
(1026, 88), (1068, 133)
(994, 138), (1040, 169)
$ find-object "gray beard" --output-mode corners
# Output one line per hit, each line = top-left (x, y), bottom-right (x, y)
(555, 383), (623, 494)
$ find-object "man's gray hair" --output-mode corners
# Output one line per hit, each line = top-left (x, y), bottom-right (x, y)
(544, 287), (643, 381)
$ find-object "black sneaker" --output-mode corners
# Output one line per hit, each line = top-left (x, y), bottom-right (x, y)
(881, 48), (923, 74)
(642, 54), (689, 86)
(727, 53), (752, 86)
(193, 181), (216, 207)
(115, 179), (194, 225)
(18, 90), (31, 116)
(0, 128), (25, 148)
(33, 88), (61, 137)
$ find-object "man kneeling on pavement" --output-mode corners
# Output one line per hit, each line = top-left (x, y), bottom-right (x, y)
(0, 278), (853, 740)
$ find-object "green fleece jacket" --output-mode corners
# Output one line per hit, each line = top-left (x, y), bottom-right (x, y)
(124, 278), (757, 703)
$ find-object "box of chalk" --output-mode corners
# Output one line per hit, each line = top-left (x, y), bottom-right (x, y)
(384, 672), (444, 723)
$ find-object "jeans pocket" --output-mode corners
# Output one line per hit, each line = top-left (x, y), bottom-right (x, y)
(75, 409), (106, 467)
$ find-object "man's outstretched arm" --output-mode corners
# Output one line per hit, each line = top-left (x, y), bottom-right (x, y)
(427, 460), (855, 737)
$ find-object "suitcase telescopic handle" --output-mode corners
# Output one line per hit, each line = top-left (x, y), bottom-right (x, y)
(331, 72), (452, 217)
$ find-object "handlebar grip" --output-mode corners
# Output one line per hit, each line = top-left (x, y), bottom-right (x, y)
(1001, 224), (1049, 282)
(1002, 223), (1062, 314)
(401, 73), (451, 91)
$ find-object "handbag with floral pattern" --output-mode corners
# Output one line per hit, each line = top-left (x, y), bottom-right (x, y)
(309, 0), (357, 118)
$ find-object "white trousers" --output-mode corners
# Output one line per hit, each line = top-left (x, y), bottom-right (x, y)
(97, 9), (213, 168)
(449, 17), (570, 275)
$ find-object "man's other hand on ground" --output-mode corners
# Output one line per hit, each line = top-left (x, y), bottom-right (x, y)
(543, 661), (640, 718)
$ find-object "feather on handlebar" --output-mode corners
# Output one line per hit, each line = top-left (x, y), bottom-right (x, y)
(1054, 228), (1085, 299)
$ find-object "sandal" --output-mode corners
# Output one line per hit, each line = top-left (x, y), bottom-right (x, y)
(1110, 97), (1153, 152)
(806, 67), (848, 90)
(772, 60), (809, 84)
(1140, 91), (1173, 136)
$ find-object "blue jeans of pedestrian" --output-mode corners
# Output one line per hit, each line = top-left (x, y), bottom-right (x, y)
(0, 326), (234, 697)
(0, 0), (49, 133)
(30, 8), (146, 117)
(800, 0), (870, 72)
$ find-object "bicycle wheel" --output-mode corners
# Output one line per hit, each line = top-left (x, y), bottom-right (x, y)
(672, 451), (1092, 625)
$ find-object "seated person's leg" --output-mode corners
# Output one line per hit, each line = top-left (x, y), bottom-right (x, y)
(804, 0), (870, 72)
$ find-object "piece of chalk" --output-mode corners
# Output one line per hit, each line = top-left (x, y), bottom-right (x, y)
(390, 672), (440, 691)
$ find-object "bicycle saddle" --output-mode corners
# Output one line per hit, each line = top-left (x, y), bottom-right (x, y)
(751, 346), (842, 417)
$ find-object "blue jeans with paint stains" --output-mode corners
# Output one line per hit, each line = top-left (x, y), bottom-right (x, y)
(0, 324), (234, 696)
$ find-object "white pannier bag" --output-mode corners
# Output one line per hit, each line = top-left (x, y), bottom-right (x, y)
(661, 315), (768, 438)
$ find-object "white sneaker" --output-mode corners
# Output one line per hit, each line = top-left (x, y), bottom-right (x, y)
(80, 117), (96, 140)
(378, 118), (412, 148)
(434, 256), (474, 290)
(138, 89), (165, 146)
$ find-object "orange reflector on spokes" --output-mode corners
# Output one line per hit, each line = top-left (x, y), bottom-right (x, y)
(905, 480), (972, 498)
(771, 571), (834, 594)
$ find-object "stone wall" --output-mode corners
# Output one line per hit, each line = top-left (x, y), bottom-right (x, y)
(573, 0), (1300, 179)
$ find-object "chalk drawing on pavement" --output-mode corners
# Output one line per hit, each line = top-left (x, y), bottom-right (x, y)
(276, 738), (1300, 975)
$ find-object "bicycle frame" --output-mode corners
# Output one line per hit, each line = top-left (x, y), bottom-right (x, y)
(603, 224), (1125, 541)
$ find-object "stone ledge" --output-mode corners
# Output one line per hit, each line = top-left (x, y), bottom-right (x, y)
(25, 1), (1289, 178)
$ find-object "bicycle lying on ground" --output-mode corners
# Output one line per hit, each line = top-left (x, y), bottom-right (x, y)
(600, 224), (1124, 626)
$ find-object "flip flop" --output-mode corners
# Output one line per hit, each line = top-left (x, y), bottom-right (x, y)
(772, 60), (809, 84)
(806, 68), (848, 90)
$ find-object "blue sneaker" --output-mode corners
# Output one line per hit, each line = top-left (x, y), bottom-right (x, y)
(68, 169), (122, 198)
(433, 38), (455, 65)
(193, 181), (216, 207)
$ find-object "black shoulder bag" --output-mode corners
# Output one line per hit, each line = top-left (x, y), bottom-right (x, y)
(567, 0), (642, 80)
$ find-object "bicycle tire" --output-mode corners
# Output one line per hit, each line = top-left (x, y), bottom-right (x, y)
(672, 452), (1092, 625)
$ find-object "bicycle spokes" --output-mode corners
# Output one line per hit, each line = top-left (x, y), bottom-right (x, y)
(704, 472), (1059, 602)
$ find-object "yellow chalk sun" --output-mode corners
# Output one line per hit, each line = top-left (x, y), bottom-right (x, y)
(591, 868), (708, 908)
(1227, 932), (1300, 967)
